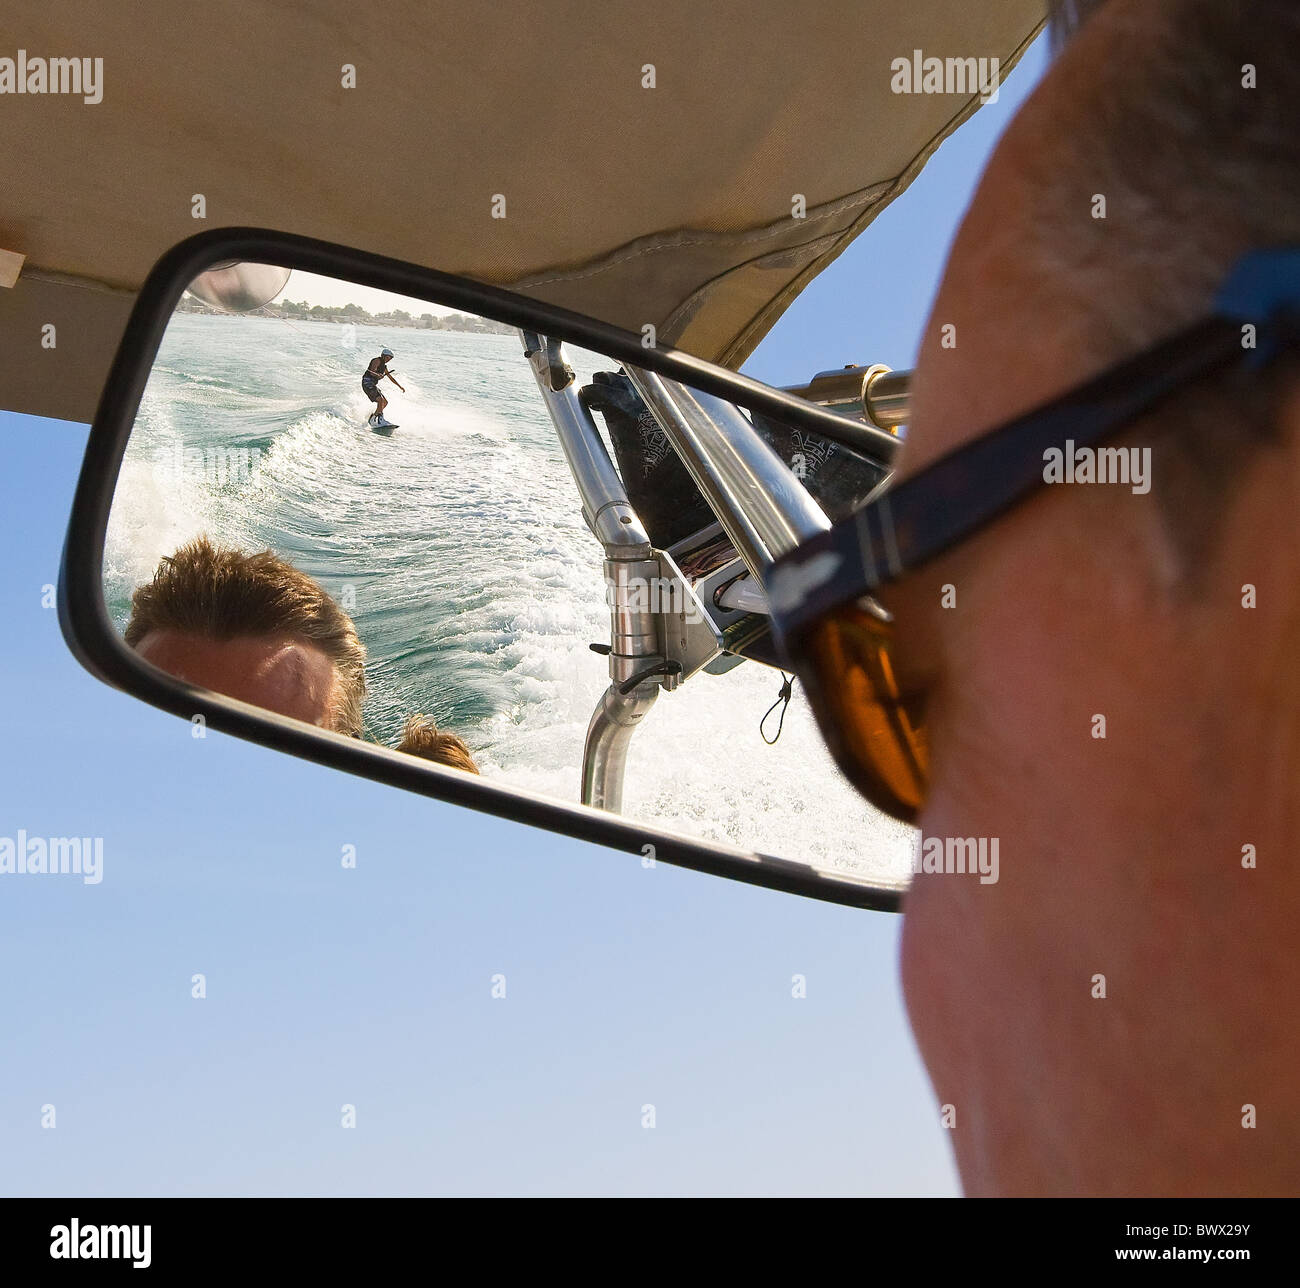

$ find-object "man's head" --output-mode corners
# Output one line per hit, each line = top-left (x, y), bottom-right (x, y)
(381, 347), (393, 360)
(395, 715), (480, 774)
(124, 536), (367, 736)
(895, 0), (1300, 1194)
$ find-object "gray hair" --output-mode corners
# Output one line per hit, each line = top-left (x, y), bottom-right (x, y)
(1036, 0), (1300, 571)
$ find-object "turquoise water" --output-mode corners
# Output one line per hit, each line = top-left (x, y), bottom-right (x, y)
(104, 312), (912, 881)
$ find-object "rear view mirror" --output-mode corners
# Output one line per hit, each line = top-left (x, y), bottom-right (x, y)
(61, 229), (912, 909)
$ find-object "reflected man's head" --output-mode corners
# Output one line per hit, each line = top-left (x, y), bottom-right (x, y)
(124, 536), (367, 736)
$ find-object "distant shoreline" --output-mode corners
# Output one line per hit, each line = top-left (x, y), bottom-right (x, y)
(176, 294), (516, 335)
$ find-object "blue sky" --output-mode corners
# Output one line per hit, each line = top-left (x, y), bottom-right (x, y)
(0, 38), (1046, 1196)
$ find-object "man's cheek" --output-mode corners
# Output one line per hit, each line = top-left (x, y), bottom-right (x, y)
(900, 855), (981, 1058)
(898, 877), (998, 1177)
(899, 875), (944, 1030)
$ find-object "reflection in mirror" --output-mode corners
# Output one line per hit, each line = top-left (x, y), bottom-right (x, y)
(103, 263), (914, 886)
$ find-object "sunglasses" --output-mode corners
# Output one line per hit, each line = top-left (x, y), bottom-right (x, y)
(766, 247), (1300, 823)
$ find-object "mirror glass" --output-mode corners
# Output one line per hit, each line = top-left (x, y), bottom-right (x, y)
(102, 263), (914, 888)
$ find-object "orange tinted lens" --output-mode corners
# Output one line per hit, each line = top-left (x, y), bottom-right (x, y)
(798, 603), (928, 823)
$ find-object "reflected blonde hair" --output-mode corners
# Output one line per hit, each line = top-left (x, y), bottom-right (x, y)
(396, 715), (480, 774)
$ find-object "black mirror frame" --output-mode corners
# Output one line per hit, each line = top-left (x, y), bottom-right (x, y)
(58, 227), (905, 912)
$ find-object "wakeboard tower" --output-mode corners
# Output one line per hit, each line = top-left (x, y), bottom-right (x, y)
(520, 332), (908, 815)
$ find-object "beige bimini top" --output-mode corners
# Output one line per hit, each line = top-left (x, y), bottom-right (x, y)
(0, 0), (1042, 424)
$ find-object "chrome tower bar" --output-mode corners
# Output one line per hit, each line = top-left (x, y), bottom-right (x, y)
(524, 333), (860, 816)
(521, 332), (660, 813)
(624, 367), (831, 575)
